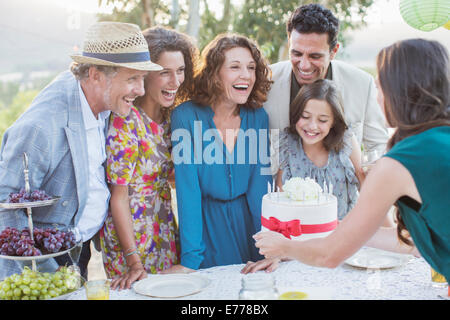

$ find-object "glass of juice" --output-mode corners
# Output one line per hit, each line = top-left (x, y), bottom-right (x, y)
(84, 280), (111, 300)
(430, 267), (447, 288)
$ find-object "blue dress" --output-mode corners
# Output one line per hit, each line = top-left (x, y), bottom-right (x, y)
(171, 101), (271, 269)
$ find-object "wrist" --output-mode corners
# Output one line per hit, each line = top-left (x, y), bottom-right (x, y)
(127, 260), (144, 270)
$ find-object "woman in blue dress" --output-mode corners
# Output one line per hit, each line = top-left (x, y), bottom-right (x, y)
(162, 34), (272, 273)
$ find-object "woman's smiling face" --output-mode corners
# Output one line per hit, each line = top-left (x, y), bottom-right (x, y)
(217, 46), (256, 107)
(144, 50), (186, 108)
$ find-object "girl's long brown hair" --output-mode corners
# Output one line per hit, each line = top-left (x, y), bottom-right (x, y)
(376, 39), (450, 245)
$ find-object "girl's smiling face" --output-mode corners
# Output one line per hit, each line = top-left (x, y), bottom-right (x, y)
(296, 99), (334, 147)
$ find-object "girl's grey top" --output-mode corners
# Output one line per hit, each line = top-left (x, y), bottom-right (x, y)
(279, 128), (359, 219)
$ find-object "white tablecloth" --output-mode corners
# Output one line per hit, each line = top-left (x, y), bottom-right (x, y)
(67, 247), (448, 300)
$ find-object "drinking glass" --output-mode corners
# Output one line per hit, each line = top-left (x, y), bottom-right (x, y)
(85, 280), (111, 300)
(431, 267), (448, 288)
(361, 149), (380, 173)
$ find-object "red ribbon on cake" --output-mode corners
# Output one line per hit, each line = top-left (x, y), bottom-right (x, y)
(261, 216), (338, 239)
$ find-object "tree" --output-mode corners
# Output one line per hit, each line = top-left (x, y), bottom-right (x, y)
(95, 0), (375, 61)
(0, 90), (38, 145)
(233, 0), (374, 63)
(97, 0), (171, 29)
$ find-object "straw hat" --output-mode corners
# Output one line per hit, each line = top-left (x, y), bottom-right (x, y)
(71, 22), (162, 71)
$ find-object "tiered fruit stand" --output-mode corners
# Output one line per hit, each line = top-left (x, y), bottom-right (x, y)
(0, 153), (81, 271)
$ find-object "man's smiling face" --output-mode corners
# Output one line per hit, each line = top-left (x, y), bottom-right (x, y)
(289, 29), (339, 86)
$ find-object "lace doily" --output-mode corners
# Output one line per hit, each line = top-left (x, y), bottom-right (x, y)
(67, 249), (446, 300)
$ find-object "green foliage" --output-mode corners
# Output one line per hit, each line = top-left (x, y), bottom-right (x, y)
(95, 0), (374, 64)
(0, 90), (38, 145)
(233, 0), (296, 63)
(0, 82), (20, 110)
(97, 0), (171, 28)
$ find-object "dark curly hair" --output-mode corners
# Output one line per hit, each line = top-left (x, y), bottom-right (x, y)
(377, 39), (450, 245)
(191, 33), (272, 111)
(287, 3), (339, 50)
(134, 26), (199, 110)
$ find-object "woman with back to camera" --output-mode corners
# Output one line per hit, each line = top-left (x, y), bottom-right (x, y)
(242, 38), (450, 283)
(100, 26), (199, 289)
(163, 33), (272, 273)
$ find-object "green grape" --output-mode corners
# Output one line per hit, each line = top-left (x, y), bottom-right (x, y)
(48, 289), (58, 298)
(13, 288), (22, 297)
(54, 279), (64, 287)
(5, 289), (13, 298)
(2, 282), (11, 291)
(22, 276), (31, 285)
(29, 281), (38, 290)
(21, 286), (31, 295)
(1, 266), (81, 300)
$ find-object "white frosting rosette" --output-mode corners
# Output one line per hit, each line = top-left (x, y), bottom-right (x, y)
(282, 177), (322, 201)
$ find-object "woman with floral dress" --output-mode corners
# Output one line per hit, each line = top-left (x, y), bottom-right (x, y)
(99, 27), (198, 290)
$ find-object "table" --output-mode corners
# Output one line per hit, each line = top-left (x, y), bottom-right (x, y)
(67, 247), (447, 300)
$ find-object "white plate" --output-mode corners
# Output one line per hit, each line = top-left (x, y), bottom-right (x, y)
(133, 274), (211, 298)
(345, 247), (413, 270)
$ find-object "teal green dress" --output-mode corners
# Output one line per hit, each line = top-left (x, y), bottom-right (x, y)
(384, 126), (450, 282)
(171, 101), (271, 270)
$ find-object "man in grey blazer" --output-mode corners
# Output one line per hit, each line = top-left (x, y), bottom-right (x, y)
(264, 4), (389, 175)
(0, 22), (162, 279)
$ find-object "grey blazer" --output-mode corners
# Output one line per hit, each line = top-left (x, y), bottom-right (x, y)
(263, 60), (389, 175)
(0, 71), (106, 277)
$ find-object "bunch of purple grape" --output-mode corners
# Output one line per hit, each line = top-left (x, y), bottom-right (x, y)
(33, 228), (76, 254)
(7, 188), (52, 203)
(0, 227), (76, 256)
(0, 227), (41, 256)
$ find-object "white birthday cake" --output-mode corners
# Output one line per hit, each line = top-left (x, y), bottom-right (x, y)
(261, 177), (338, 241)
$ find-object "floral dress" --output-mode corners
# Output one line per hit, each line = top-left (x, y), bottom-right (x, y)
(279, 128), (359, 220)
(100, 106), (179, 278)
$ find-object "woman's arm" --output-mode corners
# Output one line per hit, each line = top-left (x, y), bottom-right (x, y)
(365, 226), (420, 257)
(109, 184), (147, 290)
(253, 157), (420, 269)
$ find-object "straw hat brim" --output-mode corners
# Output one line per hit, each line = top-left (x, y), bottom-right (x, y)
(70, 54), (163, 71)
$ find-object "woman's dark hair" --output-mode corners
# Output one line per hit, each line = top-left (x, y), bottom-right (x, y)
(289, 79), (347, 152)
(286, 3), (339, 50)
(191, 33), (272, 111)
(134, 26), (199, 110)
(376, 38), (450, 245)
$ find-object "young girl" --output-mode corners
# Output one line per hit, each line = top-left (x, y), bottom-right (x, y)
(276, 79), (364, 219)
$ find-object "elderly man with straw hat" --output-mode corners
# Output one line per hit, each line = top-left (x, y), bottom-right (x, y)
(0, 22), (162, 280)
